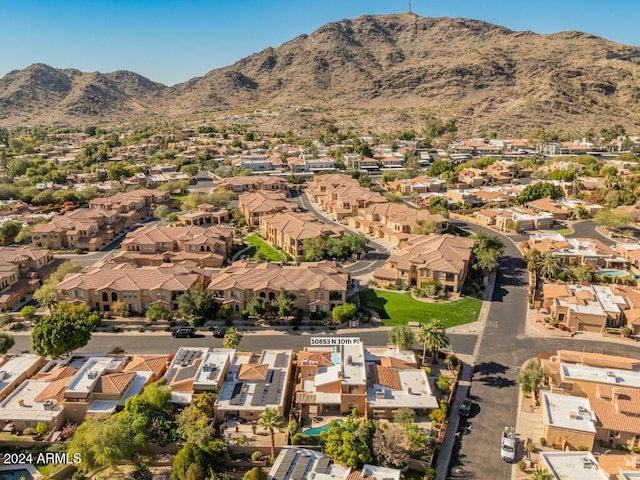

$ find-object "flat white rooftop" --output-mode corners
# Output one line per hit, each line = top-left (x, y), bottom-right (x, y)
(87, 371), (152, 414)
(561, 363), (640, 389)
(65, 357), (127, 399)
(364, 346), (417, 365)
(367, 369), (437, 410)
(0, 355), (43, 395)
(341, 344), (366, 386)
(542, 392), (596, 433)
(193, 349), (235, 391)
(540, 452), (607, 480)
(0, 380), (64, 421)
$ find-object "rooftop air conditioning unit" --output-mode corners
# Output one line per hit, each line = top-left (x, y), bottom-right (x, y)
(87, 370), (98, 379)
(202, 364), (211, 371)
(606, 371), (616, 377)
(43, 399), (55, 410)
(580, 457), (593, 468)
(376, 388), (385, 399)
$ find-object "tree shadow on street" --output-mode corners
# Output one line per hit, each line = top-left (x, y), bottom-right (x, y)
(474, 361), (508, 376)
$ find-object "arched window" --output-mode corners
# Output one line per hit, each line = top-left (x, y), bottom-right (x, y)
(102, 292), (108, 302)
(259, 292), (266, 298)
(268, 292), (275, 301)
(111, 292), (118, 302)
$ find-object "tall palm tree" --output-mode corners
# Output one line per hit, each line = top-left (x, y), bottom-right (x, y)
(415, 319), (450, 365)
(258, 408), (285, 460)
(535, 253), (563, 279)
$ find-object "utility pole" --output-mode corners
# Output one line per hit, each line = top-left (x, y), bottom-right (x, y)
(408, 0), (414, 13)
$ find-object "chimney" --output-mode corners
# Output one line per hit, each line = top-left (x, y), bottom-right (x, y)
(612, 389), (620, 408)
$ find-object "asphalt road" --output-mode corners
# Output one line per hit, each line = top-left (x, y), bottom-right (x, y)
(9, 330), (477, 358)
(447, 220), (640, 479)
(288, 188), (390, 276)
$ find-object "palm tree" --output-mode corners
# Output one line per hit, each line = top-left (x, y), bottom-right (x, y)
(258, 408), (285, 460)
(415, 319), (450, 365)
(528, 467), (554, 480)
(223, 327), (242, 349)
(535, 253), (563, 279)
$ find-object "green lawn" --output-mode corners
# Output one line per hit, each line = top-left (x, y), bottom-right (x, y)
(360, 289), (481, 327)
(245, 235), (290, 262)
(170, 193), (187, 200)
(554, 227), (574, 235)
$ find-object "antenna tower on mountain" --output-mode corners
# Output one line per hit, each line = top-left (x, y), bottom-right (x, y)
(408, 1), (415, 13)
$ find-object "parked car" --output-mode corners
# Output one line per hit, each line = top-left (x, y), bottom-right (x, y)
(213, 327), (227, 338)
(459, 398), (473, 417)
(172, 327), (196, 338)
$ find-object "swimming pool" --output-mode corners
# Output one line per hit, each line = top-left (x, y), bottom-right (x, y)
(595, 269), (629, 278)
(0, 469), (34, 480)
(303, 424), (332, 435)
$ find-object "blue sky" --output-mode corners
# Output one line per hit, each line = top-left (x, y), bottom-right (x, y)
(2, 0), (639, 86)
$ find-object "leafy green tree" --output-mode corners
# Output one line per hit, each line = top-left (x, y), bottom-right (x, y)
(0, 221), (22, 245)
(321, 411), (375, 468)
(66, 415), (144, 474)
(594, 209), (632, 231)
(413, 219), (441, 235)
(180, 164), (199, 177)
(535, 253), (563, 279)
(20, 305), (36, 320)
(247, 296), (269, 319)
(258, 408), (285, 460)
(146, 302), (172, 321)
(0, 333), (15, 354)
(517, 359), (546, 399)
(415, 319), (450, 364)
(243, 467), (267, 480)
(223, 327), (242, 349)
(331, 303), (357, 324)
(274, 288), (296, 318)
(32, 313), (92, 358)
(568, 263), (593, 282)
(428, 161), (452, 177)
(122, 381), (176, 446)
(154, 205), (170, 220)
(517, 182), (564, 204)
(178, 286), (219, 326)
(388, 325), (414, 350)
(393, 408), (415, 425)
(472, 231), (505, 274)
(34, 261), (83, 311)
(55, 301), (90, 320)
(404, 423), (429, 455)
(171, 443), (210, 480)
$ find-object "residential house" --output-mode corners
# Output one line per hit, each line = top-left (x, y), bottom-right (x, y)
(527, 233), (625, 268)
(269, 447), (401, 480)
(32, 208), (126, 251)
(348, 203), (447, 245)
(526, 198), (570, 220)
(218, 176), (287, 193)
(385, 176), (445, 195)
(474, 207), (554, 232)
(615, 243), (640, 269)
(541, 392), (597, 451)
(207, 260), (350, 315)
(238, 191), (296, 227)
(55, 262), (206, 314)
(215, 349), (293, 420)
(590, 385), (640, 450)
(0, 355), (46, 401)
(0, 246), (57, 310)
(63, 356), (158, 423)
(457, 168), (489, 187)
(89, 189), (171, 219)
(259, 212), (345, 260)
(538, 452), (608, 480)
(486, 160), (518, 183)
(373, 234), (475, 295)
(543, 361), (640, 398)
(164, 347), (235, 404)
(307, 175), (387, 220)
(113, 225), (233, 267)
(542, 283), (628, 333)
(294, 344), (368, 416)
(177, 203), (230, 226)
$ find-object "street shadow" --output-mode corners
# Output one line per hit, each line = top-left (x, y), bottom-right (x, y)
(476, 375), (516, 389)
(474, 361), (508, 376)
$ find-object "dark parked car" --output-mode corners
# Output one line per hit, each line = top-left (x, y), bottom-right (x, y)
(172, 327), (196, 338)
(459, 398), (473, 417)
(213, 327), (228, 338)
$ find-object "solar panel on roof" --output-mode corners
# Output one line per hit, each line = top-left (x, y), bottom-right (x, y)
(266, 370), (282, 404)
(229, 382), (243, 406)
(251, 382), (265, 405)
(271, 449), (297, 480)
(314, 457), (330, 473)
(274, 352), (288, 368)
(291, 454), (311, 480)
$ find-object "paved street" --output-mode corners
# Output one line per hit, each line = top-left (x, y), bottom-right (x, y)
(444, 220), (640, 479)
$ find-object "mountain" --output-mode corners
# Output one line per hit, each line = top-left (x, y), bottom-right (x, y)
(2, 14), (640, 134)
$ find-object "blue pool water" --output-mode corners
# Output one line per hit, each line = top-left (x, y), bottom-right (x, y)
(303, 424), (332, 435)
(0, 469), (34, 480)
(595, 269), (629, 278)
